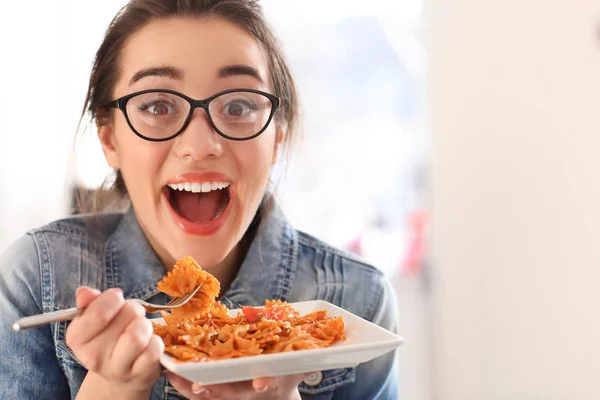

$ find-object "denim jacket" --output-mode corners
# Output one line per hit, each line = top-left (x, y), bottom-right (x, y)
(0, 204), (399, 400)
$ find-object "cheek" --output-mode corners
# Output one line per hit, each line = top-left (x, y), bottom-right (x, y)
(112, 120), (169, 191)
(237, 134), (275, 181)
(232, 133), (276, 210)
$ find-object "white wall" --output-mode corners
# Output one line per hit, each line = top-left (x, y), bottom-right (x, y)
(0, 2), (72, 252)
(0, 1), (125, 253)
(428, 0), (600, 399)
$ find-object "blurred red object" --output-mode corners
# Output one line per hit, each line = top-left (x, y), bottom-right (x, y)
(400, 209), (429, 277)
(345, 233), (364, 256)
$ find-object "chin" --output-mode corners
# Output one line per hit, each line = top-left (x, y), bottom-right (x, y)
(167, 235), (234, 269)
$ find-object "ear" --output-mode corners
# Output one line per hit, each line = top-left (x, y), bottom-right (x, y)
(271, 126), (286, 166)
(97, 124), (120, 169)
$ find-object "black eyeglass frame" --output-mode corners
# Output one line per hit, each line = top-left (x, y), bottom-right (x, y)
(103, 88), (281, 142)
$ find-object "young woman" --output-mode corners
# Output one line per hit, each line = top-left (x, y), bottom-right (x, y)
(0, 1), (399, 399)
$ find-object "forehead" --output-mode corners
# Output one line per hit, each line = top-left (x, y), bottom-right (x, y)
(116, 17), (269, 94)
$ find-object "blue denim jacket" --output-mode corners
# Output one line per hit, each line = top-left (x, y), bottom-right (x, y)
(0, 204), (399, 399)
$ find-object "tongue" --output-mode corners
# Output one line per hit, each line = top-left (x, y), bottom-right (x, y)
(174, 190), (222, 223)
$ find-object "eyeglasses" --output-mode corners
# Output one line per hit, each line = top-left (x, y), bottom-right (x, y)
(103, 88), (280, 142)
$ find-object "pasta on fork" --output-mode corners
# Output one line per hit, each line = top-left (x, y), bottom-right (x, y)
(153, 257), (346, 362)
(156, 256), (221, 321)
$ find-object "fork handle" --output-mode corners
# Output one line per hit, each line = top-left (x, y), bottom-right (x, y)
(12, 307), (81, 331)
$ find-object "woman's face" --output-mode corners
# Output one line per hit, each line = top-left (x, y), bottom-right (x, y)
(99, 17), (281, 269)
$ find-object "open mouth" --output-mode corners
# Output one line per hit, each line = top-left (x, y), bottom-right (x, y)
(164, 181), (231, 224)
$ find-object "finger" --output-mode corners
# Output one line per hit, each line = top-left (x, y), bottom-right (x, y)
(169, 375), (303, 399)
(130, 334), (164, 380)
(162, 371), (175, 381)
(252, 373), (306, 395)
(66, 288), (124, 347)
(86, 300), (146, 370)
(72, 299), (144, 375)
(110, 315), (154, 371)
(251, 377), (275, 392)
(166, 373), (202, 399)
(75, 286), (102, 309)
(189, 374), (305, 399)
(191, 380), (251, 399)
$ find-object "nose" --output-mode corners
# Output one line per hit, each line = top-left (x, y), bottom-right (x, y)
(172, 108), (224, 160)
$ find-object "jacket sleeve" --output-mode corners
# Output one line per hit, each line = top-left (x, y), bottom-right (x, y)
(0, 234), (71, 398)
(334, 274), (400, 400)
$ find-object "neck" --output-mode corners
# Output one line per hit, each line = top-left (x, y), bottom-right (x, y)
(208, 235), (252, 297)
(211, 206), (262, 295)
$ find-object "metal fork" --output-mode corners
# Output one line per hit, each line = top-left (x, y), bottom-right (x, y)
(11, 283), (203, 331)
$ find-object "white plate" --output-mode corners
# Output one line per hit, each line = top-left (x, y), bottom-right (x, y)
(153, 300), (404, 385)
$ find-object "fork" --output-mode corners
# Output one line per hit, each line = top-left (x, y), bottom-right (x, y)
(11, 283), (203, 331)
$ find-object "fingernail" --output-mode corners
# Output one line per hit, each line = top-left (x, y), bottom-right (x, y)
(112, 288), (124, 297)
(192, 384), (210, 395)
(256, 385), (270, 392)
(75, 287), (85, 296)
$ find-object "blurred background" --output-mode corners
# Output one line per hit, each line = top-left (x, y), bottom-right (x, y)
(1, 0), (599, 399)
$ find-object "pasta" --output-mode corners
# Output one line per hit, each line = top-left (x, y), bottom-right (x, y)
(153, 256), (346, 362)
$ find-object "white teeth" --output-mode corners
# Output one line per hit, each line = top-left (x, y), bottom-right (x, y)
(167, 181), (230, 193)
(191, 182), (202, 193)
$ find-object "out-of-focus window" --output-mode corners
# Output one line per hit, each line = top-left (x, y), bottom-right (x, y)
(262, 1), (428, 278)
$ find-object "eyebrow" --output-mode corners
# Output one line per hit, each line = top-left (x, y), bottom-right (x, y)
(218, 64), (264, 84)
(129, 66), (183, 86)
(128, 64), (264, 86)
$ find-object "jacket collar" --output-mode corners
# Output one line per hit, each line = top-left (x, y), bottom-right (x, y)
(104, 203), (299, 308)
(104, 207), (165, 300)
(219, 203), (299, 309)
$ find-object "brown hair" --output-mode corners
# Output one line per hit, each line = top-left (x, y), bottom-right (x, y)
(74, 0), (299, 214)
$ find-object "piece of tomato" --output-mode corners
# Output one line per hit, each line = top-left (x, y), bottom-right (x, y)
(242, 306), (264, 322)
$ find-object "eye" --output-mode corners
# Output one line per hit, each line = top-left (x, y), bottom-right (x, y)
(139, 100), (177, 116)
(149, 102), (170, 115)
(223, 100), (256, 117)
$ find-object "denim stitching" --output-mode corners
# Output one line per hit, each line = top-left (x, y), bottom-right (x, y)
(338, 254), (346, 309)
(315, 248), (325, 300)
(322, 251), (331, 302)
(327, 253), (335, 303)
(21, 233), (45, 313)
(129, 287), (162, 301)
(36, 227), (66, 379)
(275, 221), (298, 301)
(34, 230), (53, 313)
(28, 213), (123, 238)
(105, 236), (117, 289)
(333, 253), (343, 306)
(297, 232), (379, 273)
(56, 337), (81, 366)
(365, 268), (383, 322)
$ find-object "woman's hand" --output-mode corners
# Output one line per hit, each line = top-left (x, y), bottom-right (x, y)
(66, 286), (164, 399)
(164, 371), (306, 400)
